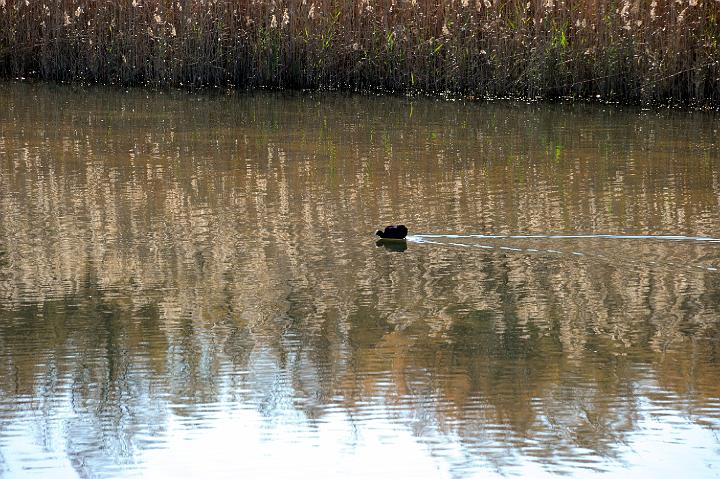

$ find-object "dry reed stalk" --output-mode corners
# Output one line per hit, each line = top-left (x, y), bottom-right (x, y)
(0, 0), (718, 104)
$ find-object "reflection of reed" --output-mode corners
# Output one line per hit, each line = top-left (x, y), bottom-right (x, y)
(1, 84), (720, 473)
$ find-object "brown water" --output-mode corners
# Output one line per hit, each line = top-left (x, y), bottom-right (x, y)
(1, 83), (720, 478)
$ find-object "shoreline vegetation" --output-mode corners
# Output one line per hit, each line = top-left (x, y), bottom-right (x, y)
(1, 0), (719, 105)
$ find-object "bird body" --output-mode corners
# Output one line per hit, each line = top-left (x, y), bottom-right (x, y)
(376, 225), (408, 240)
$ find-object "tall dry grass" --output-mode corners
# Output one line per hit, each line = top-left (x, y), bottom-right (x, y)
(0, 0), (718, 103)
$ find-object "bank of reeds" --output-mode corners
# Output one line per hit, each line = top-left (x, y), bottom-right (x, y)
(1, 0), (719, 104)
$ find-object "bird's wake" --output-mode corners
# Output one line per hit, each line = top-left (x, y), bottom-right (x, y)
(406, 233), (720, 273)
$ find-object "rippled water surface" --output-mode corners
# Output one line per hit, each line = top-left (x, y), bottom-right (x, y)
(1, 83), (720, 478)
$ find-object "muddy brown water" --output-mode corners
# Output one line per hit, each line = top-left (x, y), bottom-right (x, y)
(1, 83), (720, 478)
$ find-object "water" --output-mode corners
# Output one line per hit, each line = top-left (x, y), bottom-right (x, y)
(1, 82), (719, 478)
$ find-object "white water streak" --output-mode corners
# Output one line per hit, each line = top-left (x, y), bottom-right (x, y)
(414, 233), (720, 243)
(406, 233), (719, 273)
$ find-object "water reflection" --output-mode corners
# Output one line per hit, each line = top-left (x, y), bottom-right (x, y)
(376, 239), (408, 252)
(0, 83), (719, 477)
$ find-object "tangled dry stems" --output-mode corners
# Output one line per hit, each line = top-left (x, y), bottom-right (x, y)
(1, 0), (719, 103)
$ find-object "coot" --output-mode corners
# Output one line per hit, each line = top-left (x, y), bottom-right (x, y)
(375, 225), (408, 240)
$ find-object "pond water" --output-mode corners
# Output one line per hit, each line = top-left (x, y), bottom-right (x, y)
(1, 83), (720, 478)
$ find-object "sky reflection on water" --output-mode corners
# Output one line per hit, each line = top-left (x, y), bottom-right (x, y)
(0, 83), (719, 477)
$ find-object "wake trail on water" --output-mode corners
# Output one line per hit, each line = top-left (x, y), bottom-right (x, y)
(413, 233), (720, 243)
(405, 233), (720, 273)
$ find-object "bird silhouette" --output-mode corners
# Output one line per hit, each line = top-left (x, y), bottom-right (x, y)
(375, 225), (408, 240)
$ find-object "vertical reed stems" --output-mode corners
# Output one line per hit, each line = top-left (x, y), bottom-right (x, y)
(1, 0), (718, 104)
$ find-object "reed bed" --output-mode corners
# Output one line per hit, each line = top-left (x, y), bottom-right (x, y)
(1, 0), (719, 104)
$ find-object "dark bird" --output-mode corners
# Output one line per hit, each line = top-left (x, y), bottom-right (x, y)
(376, 224), (408, 240)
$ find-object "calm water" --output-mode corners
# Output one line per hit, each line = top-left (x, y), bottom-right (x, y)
(1, 83), (720, 478)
